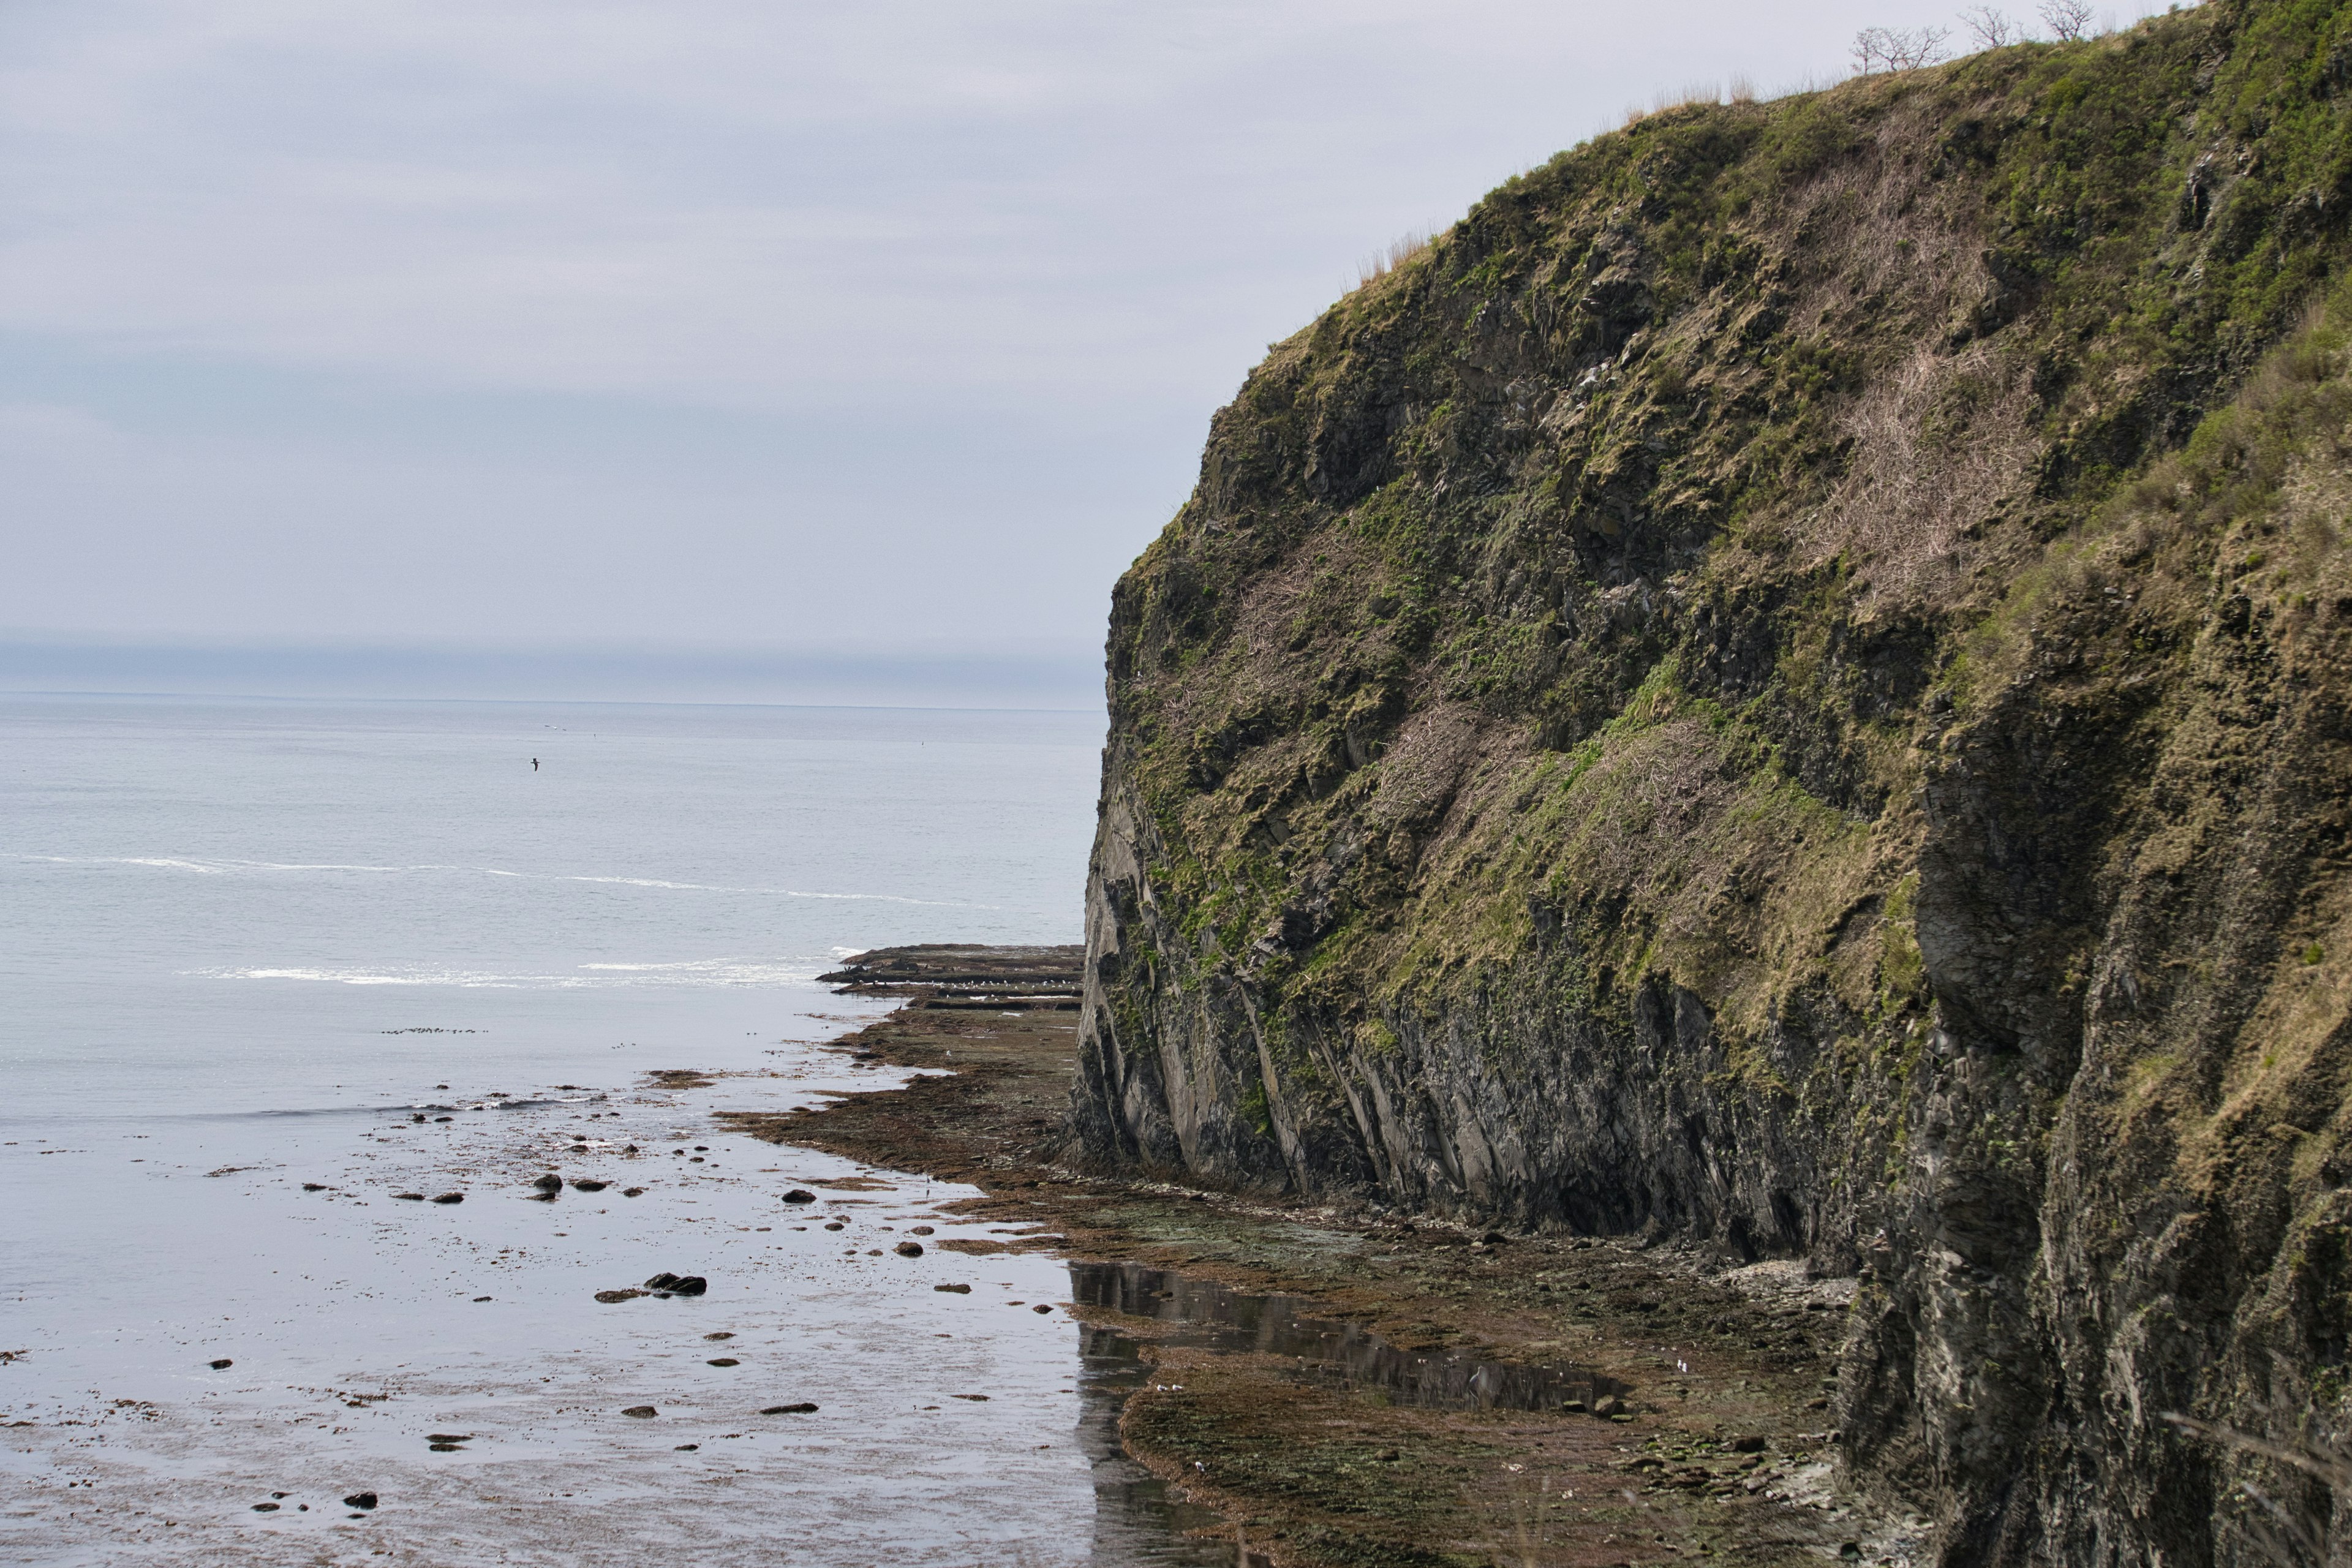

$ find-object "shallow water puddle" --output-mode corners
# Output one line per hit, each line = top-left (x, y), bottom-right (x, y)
(1069, 1261), (1624, 1412)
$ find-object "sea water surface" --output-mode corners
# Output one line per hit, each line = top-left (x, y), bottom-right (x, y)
(0, 693), (1231, 1566)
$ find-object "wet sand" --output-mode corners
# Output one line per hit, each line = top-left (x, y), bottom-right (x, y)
(728, 948), (1891, 1568)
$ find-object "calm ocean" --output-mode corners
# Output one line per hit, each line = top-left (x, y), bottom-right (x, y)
(0, 694), (1228, 1566)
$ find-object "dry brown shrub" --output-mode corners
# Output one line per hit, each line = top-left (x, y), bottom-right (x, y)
(1356, 230), (1437, 289)
(1760, 92), (2043, 606)
(1814, 341), (2039, 606)
(1368, 703), (1483, 829)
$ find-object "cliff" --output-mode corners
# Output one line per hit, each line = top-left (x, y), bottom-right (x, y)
(1072, 2), (2352, 1561)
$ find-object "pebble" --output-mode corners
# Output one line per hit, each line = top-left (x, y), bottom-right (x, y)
(933, 1283), (971, 1294)
(208, 1359), (233, 1370)
(530, 1173), (563, 1192)
(595, 1289), (647, 1304)
(1032, 1304), (1052, 1314)
(571, 1179), (608, 1193)
(393, 1193), (426, 1202)
(909, 1225), (935, 1235)
(782, 1189), (816, 1204)
(824, 1223), (845, 1232)
(894, 1242), (925, 1257)
(674, 1444), (699, 1451)
(621, 1406), (658, 1419)
(301, 1183), (326, 1191)
(704, 1332), (735, 1341)
(342, 1491), (377, 1510)
(430, 1192), (464, 1204)
(622, 1186), (646, 1197)
(759, 1402), (818, 1414)
(252, 1502), (279, 1512)
(707, 1357), (740, 1367)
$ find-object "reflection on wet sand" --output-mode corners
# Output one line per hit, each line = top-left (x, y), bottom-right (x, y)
(1069, 1260), (1624, 1414)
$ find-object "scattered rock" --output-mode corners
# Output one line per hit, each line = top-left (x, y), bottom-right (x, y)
(760, 1402), (819, 1414)
(429, 1192), (464, 1204)
(472, 1295), (491, 1302)
(342, 1491), (377, 1510)
(595, 1289), (647, 1304)
(782, 1189), (815, 1204)
(393, 1193), (425, 1202)
(671, 1275), (708, 1295)
(433, 1115), (452, 1122)
(530, 1173), (562, 1192)
(621, 1406), (658, 1419)
(524, 1191), (557, 1202)
(952, 1393), (990, 1401)
(1730, 1434), (1768, 1453)
(1560, 1399), (1588, 1414)
(208, 1359), (233, 1370)
(426, 1433), (470, 1444)
(674, 1443), (698, 1451)
(1592, 1396), (1624, 1417)
(571, 1179), (608, 1193)
(1031, 1303), (1052, 1314)
(252, 1501), (280, 1512)
(301, 1183), (326, 1191)
(622, 1187), (646, 1197)
(644, 1272), (681, 1291)
(823, 1222), (845, 1231)
(707, 1357), (739, 1367)
(933, 1283), (972, 1294)
(894, 1242), (925, 1257)
(427, 1443), (463, 1452)
(622, 1144), (639, 1155)
(909, 1225), (934, 1235)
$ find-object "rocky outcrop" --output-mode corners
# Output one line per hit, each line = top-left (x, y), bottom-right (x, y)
(1073, 3), (2352, 1561)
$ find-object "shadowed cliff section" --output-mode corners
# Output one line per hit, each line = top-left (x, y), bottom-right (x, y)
(1075, 2), (2352, 1562)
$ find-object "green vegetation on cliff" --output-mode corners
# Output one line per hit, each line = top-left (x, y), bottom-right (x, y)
(1077, 1), (2352, 1561)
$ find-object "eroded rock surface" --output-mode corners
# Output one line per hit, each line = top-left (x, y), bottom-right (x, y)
(1074, 6), (2352, 1562)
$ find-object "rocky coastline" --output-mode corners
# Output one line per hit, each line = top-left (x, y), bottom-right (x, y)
(728, 946), (1898, 1566)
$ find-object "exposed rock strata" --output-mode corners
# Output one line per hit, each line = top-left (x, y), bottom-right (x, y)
(1074, 4), (2352, 1561)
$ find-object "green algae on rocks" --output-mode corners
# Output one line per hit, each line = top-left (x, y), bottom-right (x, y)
(1074, 2), (2352, 1562)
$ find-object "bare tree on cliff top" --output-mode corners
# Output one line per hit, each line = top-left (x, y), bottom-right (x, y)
(1853, 24), (1953, 74)
(2039, 0), (2095, 39)
(1961, 5), (2024, 48)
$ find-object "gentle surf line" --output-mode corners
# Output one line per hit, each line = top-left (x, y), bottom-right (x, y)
(20, 854), (999, 909)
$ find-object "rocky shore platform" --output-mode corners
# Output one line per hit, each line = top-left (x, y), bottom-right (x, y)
(720, 946), (1880, 1567)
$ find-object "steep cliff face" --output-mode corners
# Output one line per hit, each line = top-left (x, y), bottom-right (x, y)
(1075, 2), (2352, 1561)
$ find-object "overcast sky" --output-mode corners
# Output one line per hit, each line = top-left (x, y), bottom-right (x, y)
(0, 0), (2157, 704)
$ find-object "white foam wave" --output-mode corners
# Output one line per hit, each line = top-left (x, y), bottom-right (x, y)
(21, 854), (991, 908)
(192, 956), (823, 989)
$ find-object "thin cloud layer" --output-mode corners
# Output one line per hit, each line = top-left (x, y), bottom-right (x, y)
(0, 0), (2071, 688)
